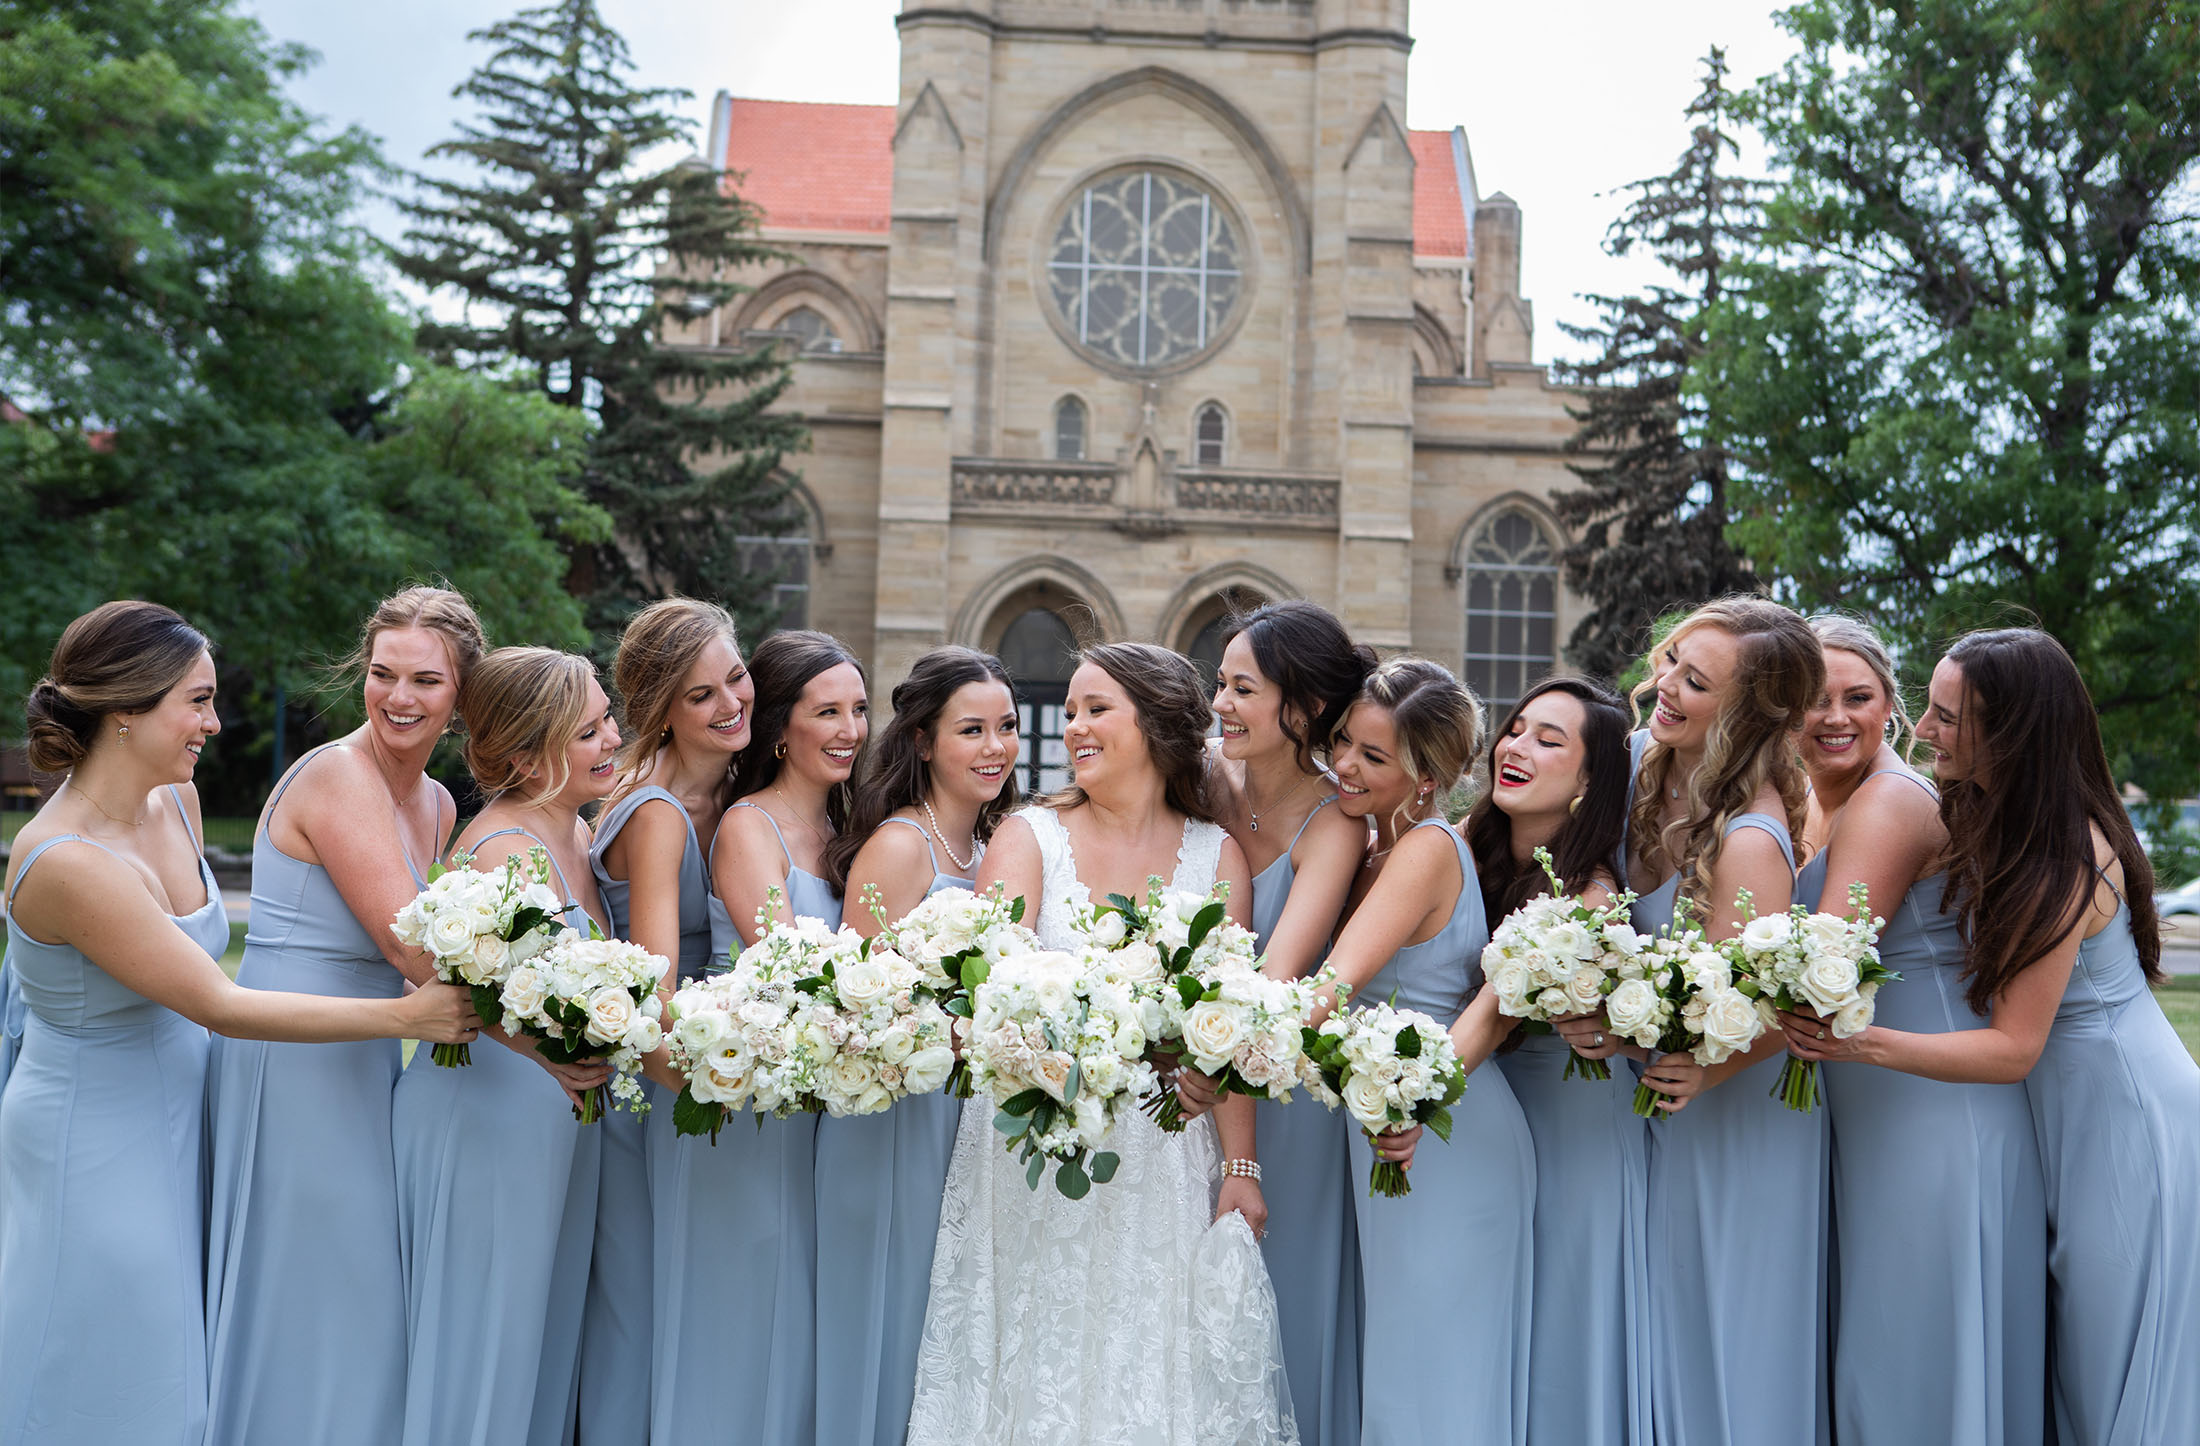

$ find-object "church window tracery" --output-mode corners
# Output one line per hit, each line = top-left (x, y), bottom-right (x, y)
(1047, 170), (1243, 370)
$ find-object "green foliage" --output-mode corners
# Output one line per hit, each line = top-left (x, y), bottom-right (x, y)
(391, 0), (808, 648)
(1707, 0), (2200, 798)
(1552, 49), (1768, 682)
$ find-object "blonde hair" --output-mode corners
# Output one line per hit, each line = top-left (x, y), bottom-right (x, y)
(1628, 597), (1822, 911)
(1354, 658), (1483, 835)
(25, 602), (210, 774)
(459, 648), (597, 805)
(608, 598), (741, 809)
(1806, 613), (1914, 764)
(337, 586), (488, 708)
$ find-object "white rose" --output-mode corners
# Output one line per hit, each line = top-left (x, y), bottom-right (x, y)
(1180, 1000), (1247, 1071)
(1696, 989), (1764, 1060)
(1796, 951), (1863, 1016)
(1831, 996), (1875, 1039)
(1072, 1093), (1107, 1143)
(1564, 965), (1606, 1014)
(1487, 959), (1534, 1013)
(1086, 910), (1128, 949)
(500, 966), (548, 1021)
(469, 933), (511, 980)
(1604, 977), (1660, 1039)
(1340, 1072), (1392, 1130)
(826, 1054), (877, 1099)
(1033, 1050), (1075, 1101)
(583, 986), (637, 1047)
(1534, 986), (1571, 1018)
(1739, 913), (1794, 956)
(1153, 909), (1193, 954)
(902, 1046), (954, 1095)
(833, 956), (894, 1012)
(506, 928), (548, 965)
(427, 912), (478, 960)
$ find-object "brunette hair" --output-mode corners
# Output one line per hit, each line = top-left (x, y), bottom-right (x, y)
(1046, 642), (1216, 823)
(608, 597), (743, 814)
(725, 630), (867, 830)
(25, 602), (212, 774)
(1221, 601), (1377, 771)
(1351, 658), (1484, 835)
(1937, 628), (2161, 1011)
(1465, 677), (1632, 922)
(1808, 613), (1915, 764)
(1628, 597), (1822, 910)
(458, 648), (598, 805)
(337, 585), (487, 701)
(821, 646), (1020, 892)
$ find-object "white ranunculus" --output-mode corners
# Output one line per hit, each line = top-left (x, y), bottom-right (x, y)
(1796, 951), (1864, 1016)
(1545, 919), (1597, 964)
(1831, 996), (1875, 1039)
(1086, 910), (1128, 949)
(584, 986), (637, 1046)
(622, 1014), (663, 1055)
(873, 1022), (916, 1065)
(673, 1007), (731, 1056)
(902, 1046), (954, 1095)
(1739, 913), (1794, 955)
(1602, 922), (1646, 957)
(1604, 977), (1660, 1039)
(501, 966), (548, 1021)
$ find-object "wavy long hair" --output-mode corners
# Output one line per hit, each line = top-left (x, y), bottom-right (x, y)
(1627, 597), (1822, 911)
(1045, 642), (1216, 824)
(1220, 600), (1377, 772)
(821, 646), (1020, 892)
(1937, 628), (2161, 1012)
(1465, 676), (1632, 923)
(607, 597), (743, 815)
(725, 630), (867, 830)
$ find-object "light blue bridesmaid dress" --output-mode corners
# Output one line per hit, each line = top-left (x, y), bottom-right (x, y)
(2025, 875), (2200, 1444)
(204, 744), (426, 1445)
(0, 791), (228, 1445)
(0, 960), (22, 1095)
(1797, 768), (2047, 1446)
(581, 786), (710, 1446)
(814, 815), (968, 1446)
(651, 800), (821, 1444)
(1346, 819), (1535, 1446)
(1628, 739), (1828, 1446)
(393, 828), (603, 1446)
(1248, 797), (1362, 1446)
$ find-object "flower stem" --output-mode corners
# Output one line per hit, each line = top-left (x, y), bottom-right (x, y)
(1368, 1161), (1411, 1198)
(573, 1085), (602, 1125)
(432, 1041), (471, 1068)
(1563, 1049), (1613, 1083)
(1631, 1080), (1668, 1119)
(1772, 1057), (1819, 1113)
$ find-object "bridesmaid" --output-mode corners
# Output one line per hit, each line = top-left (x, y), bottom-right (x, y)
(1773, 616), (2046, 1446)
(1470, 677), (1651, 1446)
(818, 644), (1019, 1446)
(1603, 596), (1826, 1446)
(0, 602), (477, 1446)
(392, 648), (623, 1446)
(1317, 658), (1535, 1446)
(1786, 627), (2198, 1444)
(204, 585), (488, 1446)
(1185, 600), (1371, 1446)
(582, 599), (752, 1446)
(653, 629), (868, 1445)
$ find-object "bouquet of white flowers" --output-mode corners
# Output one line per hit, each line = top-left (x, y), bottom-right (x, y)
(665, 910), (846, 1139)
(1159, 956), (1335, 1109)
(791, 926), (960, 1117)
(1608, 909), (1771, 1118)
(1484, 849), (1643, 1081)
(390, 849), (563, 1066)
(497, 934), (669, 1122)
(964, 946), (1157, 1199)
(1305, 999), (1468, 1198)
(1720, 883), (1893, 1112)
(862, 883), (1038, 1094)
(1072, 876), (1252, 1130)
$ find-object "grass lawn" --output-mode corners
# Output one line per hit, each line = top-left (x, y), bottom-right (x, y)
(2154, 974), (2200, 1062)
(3, 812), (256, 852)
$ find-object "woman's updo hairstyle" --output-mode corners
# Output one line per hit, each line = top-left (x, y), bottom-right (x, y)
(26, 601), (211, 774)
(1354, 658), (1484, 830)
(1051, 642), (1216, 823)
(1223, 600), (1377, 770)
(1807, 613), (1914, 762)
(726, 630), (868, 829)
(337, 585), (488, 707)
(609, 597), (742, 804)
(458, 648), (597, 805)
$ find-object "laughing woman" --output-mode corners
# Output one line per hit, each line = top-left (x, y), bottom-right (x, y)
(819, 645), (1020, 1446)
(1, 603), (477, 1446)
(1780, 617), (2045, 1446)
(1784, 628), (2197, 1445)
(583, 599), (754, 1446)
(392, 648), (623, 1446)
(653, 630), (868, 1446)
(204, 586), (490, 1446)
(1617, 597), (1826, 1446)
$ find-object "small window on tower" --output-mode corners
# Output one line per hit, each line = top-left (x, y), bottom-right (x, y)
(1054, 397), (1088, 461)
(1194, 403), (1227, 466)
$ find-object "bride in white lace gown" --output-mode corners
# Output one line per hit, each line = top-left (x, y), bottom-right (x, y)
(907, 644), (1301, 1446)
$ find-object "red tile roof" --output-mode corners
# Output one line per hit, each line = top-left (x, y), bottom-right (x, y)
(719, 97), (1470, 256)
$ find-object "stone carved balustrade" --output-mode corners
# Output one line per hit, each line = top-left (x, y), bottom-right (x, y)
(950, 459), (1339, 527)
(1174, 468), (1339, 520)
(950, 460), (1118, 509)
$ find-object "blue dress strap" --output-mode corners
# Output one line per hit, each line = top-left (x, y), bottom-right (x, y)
(878, 815), (945, 876)
(260, 741), (429, 886)
(1284, 795), (1337, 853)
(727, 799), (795, 873)
(1724, 811), (1797, 873)
(166, 785), (202, 852)
(475, 826), (579, 916)
(5, 834), (119, 910)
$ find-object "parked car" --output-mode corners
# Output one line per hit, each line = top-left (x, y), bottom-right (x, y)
(2158, 875), (2200, 922)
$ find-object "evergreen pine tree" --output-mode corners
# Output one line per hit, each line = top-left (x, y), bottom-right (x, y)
(1552, 49), (1765, 680)
(392, 0), (806, 644)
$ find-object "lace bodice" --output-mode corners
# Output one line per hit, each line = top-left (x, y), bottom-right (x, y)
(1018, 804), (1226, 951)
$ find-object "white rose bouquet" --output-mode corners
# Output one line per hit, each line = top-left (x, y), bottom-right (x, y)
(496, 933), (669, 1123)
(1160, 956), (1336, 1110)
(1720, 883), (1892, 1112)
(1304, 999), (1469, 1198)
(965, 946), (1157, 1199)
(390, 849), (563, 1066)
(1602, 906), (1771, 1118)
(862, 882), (1038, 1094)
(665, 909), (846, 1139)
(1484, 848), (1642, 1081)
(790, 927), (961, 1117)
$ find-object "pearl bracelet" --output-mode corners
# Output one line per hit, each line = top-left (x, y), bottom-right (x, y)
(1222, 1158), (1262, 1182)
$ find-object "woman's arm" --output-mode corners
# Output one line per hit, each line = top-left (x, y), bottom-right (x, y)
(1257, 805), (1362, 983)
(1311, 827), (1457, 1024)
(464, 832), (613, 1104)
(602, 798), (697, 1092)
(972, 816), (1044, 934)
(269, 747), (447, 986)
(843, 822), (937, 940)
(713, 805), (795, 948)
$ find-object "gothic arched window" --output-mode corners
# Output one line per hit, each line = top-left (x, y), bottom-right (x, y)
(1462, 508), (1559, 715)
(1053, 396), (1088, 461)
(1046, 169), (1244, 370)
(777, 305), (841, 354)
(1194, 403), (1227, 466)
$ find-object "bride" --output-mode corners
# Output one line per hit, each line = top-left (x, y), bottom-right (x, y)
(907, 642), (1300, 1445)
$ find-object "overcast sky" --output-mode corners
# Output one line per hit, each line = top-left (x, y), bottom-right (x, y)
(240, 0), (1802, 363)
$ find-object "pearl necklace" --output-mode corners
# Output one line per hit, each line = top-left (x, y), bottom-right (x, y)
(920, 798), (976, 874)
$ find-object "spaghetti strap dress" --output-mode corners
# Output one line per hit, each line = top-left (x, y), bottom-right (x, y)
(0, 792), (228, 1445)
(1248, 796), (1362, 1446)
(1346, 819), (1535, 1446)
(2025, 878), (2200, 1444)
(392, 828), (603, 1446)
(579, 785), (710, 1446)
(1796, 768), (2047, 1446)
(814, 815), (971, 1446)
(204, 744), (425, 1446)
(651, 801), (825, 1444)
(1627, 734), (1828, 1446)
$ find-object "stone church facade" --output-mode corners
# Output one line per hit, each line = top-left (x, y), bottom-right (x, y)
(669, 0), (1581, 789)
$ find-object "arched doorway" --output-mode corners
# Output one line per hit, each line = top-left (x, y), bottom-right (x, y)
(996, 606), (1082, 796)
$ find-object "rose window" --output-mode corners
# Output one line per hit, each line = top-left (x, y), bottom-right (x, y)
(1046, 170), (1243, 370)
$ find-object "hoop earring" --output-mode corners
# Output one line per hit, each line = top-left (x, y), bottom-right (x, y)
(773, 740), (787, 761)
(1568, 794), (1583, 816)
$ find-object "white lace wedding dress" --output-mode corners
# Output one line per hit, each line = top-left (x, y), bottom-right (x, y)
(906, 806), (1300, 1446)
